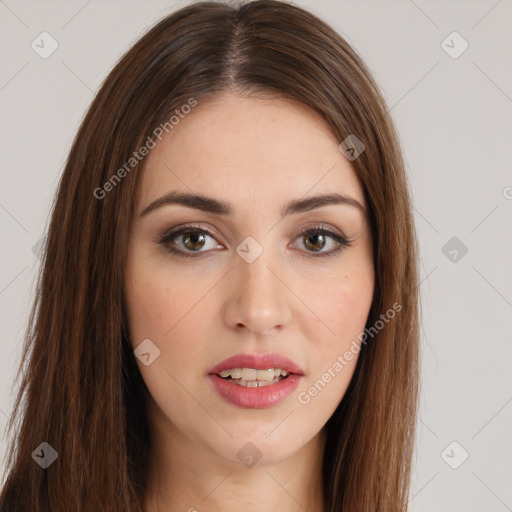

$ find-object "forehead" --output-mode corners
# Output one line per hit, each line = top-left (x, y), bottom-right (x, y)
(138, 92), (366, 215)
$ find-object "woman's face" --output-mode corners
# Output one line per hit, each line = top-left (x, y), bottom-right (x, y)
(124, 92), (374, 468)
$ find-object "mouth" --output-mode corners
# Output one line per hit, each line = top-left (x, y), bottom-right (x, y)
(215, 367), (291, 387)
(207, 352), (305, 408)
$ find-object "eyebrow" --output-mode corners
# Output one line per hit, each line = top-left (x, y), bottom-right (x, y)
(139, 191), (365, 218)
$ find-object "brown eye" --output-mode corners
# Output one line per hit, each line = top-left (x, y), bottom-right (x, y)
(303, 232), (327, 252)
(159, 225), (222, 257)
(293, 227), (352, 258)
(181, 231), (207, 251)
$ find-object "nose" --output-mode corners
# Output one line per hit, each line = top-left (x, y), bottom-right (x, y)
(222, 248), (293, 336)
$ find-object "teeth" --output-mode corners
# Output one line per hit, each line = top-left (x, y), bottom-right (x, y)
(231, 376), (282, 387)
(218, 367), (288, 381)
(241, 368), (257, 381)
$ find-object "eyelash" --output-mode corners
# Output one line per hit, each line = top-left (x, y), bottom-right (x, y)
(157, 223), (353, 259)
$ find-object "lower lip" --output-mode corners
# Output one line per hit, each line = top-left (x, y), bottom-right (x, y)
(208, 374), (303, 409)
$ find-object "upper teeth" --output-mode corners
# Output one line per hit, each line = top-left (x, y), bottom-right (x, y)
(219, 368), (289, 381)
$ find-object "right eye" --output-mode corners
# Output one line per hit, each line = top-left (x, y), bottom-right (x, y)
(158, 224), (224, 258)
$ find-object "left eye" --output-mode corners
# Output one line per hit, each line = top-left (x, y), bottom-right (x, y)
(158, 224), (352, 258)
(293, 227), (351, 256)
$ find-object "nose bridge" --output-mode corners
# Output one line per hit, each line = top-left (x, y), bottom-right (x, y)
(224, 238), (292, 334)
(239, 246), (276, 293)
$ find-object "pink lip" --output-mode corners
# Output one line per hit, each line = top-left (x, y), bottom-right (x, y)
(207, 352), (305, 409)
(208, 374), (303, 409)
(208, 352), (305, 376)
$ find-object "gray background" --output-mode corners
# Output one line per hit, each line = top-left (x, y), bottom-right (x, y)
(1, 0), (511, 510)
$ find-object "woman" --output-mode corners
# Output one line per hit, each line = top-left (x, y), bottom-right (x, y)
(0, 1), (420, 510)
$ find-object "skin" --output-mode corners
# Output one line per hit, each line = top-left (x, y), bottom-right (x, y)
(124, 91), (374, 512)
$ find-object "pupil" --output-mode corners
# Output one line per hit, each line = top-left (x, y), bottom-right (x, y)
(185, 232), (204, 250)
(306, 233), (325, 251)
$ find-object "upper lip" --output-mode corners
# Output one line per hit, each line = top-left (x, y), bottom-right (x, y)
(208, 352), (305, 376)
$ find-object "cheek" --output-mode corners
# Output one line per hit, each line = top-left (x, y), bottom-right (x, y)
(124, 256), (210, 407)
(124, 253), (216, 396)
(294, 266), (374, 407)
(124, 254), (205, 344)
(332, 278), (374, 343)
(298, 266), (374, 351)
(130, 282), (172, 337)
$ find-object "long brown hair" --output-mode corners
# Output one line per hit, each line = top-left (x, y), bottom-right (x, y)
(0, 1), (420, 510)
